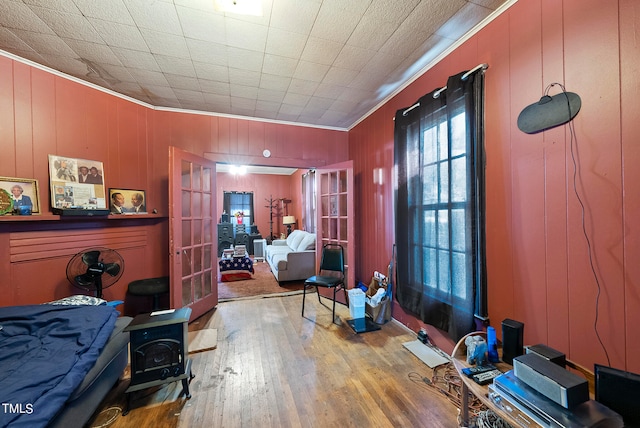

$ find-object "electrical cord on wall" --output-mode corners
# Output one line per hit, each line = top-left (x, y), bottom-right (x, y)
(549, 82), (611, 367)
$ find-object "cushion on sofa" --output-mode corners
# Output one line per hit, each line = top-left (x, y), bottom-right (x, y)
(296, 233), (316, 251)
(286, 230), (305, 251)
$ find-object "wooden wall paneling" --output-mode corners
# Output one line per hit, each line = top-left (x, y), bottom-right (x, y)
(0, 56), (16, 175)
(217, 116), (231, 154)
(31, 69), (56, 210)
(508, 0), (549, 348)
(55, 77), (87, 155)
(541, 0), (571, 355)
(13, 61), (34, 177)
(477, 10), (514, 336)
(248, 121), (265, 157)
(236, 118), (249, 155)
(136, 106), (149, 192)
(620, 0), (640, 374)
(564, 0), (625, 367)
(106, 93), (122, 186)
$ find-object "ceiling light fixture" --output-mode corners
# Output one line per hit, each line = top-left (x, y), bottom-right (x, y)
(229, 165), (247, 175)
(213, 0), (262, 16)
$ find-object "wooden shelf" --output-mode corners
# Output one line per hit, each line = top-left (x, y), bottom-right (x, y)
(0, 213), (165, 222)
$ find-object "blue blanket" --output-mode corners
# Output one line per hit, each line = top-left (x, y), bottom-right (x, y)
(0, 304), (118, 427)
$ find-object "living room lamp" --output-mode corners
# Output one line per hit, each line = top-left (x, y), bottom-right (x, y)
(283, 216), (296, 236)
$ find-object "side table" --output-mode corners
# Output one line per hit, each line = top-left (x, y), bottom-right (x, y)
(123, 307), (195, 415)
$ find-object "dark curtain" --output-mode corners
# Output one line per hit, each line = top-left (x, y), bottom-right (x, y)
(394, 70), (486, 342)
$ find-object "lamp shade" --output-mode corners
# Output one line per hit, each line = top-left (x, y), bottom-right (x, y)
(283, 216), (296, 225)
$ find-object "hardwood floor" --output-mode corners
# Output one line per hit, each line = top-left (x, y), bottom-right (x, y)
(89, 294), (461, 428)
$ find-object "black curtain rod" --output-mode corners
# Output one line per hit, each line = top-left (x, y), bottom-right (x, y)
(399, 63), (489, 117)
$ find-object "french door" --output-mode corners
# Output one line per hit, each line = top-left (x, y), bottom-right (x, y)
(316, 160), (355, 296)
(169, 146), (217, 321)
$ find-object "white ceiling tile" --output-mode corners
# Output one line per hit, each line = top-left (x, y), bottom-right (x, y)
(30, 7), (102, 43)
(300, 37), (342, 66)
(288, 78), (319, 96)
(333, 45), (375, 71)
(125, 0), (183, 35)
(0, 1), (55, 33)
(293, 60), (329, 82)
(313, 82), (344, 100)
(194, 62), (229, 82)
(231, 96), (257, 110)
(257, 87), (285, 103)
(227, 47), (263, 72)
(256, 99), (280, 112)
(72, 0), (135, 25)
(228, 68), (261, 86)
(154, 54), (197, 77)
(229, 84), (259, 99)
(279, 103), (304, 115)
(111, 47), (161, 72)
(262, 54), (298, 77)
(165, 74), (200, 91)
(224, 18), (268, 51)
(282, 92), (310, 106)
(176, 6), (226, 43)
(203, 92), (230, 106)
(63, 39), (121, 66)
(129, 69), (170, 86)
(89, 19), (148, 51)
(186, 39), (228, 66)
(265, 27), (307, 59)
(198, 79), (230, 95)
(346, 14), (396, 51)
(24, 0), (81, 15)
(0, 0), (511, 129)
(270, 0), (320, 34)
(140, 28), (190, 59)
(435, 2), (494, 40)
(310, 2), (360, 44)
(323, 67), (358, 86)
(259, 73), (290, 91)
(173, 88), (205, 103)
(9, 29), (76, 56)
(363, 0), (419, 26)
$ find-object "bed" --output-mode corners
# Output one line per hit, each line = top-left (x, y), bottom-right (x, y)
(0, 301), (131, 428)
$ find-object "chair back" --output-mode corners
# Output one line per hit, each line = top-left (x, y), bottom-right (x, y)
(319, 244), (344, 275)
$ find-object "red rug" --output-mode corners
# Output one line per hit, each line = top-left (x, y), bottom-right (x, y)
(217, 259), (305, 301)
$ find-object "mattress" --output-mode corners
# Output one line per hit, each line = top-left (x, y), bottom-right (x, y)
(0, 304), (118, 427)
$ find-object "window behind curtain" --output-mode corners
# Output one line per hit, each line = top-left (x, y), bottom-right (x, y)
(223, 191), (254, 226)
(302, 170), (316, 232)
(394, 70), (486, 342)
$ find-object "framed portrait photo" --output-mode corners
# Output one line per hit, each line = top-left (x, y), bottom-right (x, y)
(0, 176), (40, 215)
(108, 188), (147, 214)
(48, 155), (106, 210)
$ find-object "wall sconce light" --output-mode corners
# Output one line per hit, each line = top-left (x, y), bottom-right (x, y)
(229, 165), (247, 175)
(283, 215), (296, 236)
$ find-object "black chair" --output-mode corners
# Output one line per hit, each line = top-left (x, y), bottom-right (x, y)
(302, 244), (347, 323)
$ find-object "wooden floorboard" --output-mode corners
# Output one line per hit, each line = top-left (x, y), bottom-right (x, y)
(88, 294), (461, 428)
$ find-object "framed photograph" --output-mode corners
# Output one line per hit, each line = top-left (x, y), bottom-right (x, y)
(108, 188), (147, 214)
(48, 155), (106, 209)
(0, 177), (40, 215)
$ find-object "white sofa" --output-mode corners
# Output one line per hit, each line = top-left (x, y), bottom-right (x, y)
(265, 230), (316, 284)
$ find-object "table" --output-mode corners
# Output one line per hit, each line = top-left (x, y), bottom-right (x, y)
(219, 254), (254, 281)
(451, 332), (543, 427)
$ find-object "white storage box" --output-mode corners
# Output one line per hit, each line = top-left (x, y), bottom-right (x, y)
(348, 288), (366, 319)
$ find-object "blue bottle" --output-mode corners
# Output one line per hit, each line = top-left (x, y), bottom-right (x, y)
(487, 326), (499, 363)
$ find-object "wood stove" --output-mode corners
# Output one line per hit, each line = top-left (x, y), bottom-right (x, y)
(123, 307), (194, 414)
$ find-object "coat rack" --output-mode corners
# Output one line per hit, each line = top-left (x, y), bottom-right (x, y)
(264, 196), (278, 242)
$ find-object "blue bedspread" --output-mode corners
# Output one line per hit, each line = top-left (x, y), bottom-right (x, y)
(0, 304), (118, 427)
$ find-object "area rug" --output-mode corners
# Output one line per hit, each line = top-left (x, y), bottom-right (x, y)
(217, 259), (305, 301)
(188, 329), (217, 354)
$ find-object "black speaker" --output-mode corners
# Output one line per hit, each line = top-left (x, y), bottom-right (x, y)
(502, 318), (524, 365)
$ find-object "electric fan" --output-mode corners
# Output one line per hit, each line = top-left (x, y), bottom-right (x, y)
(66, 247), (124, 298)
